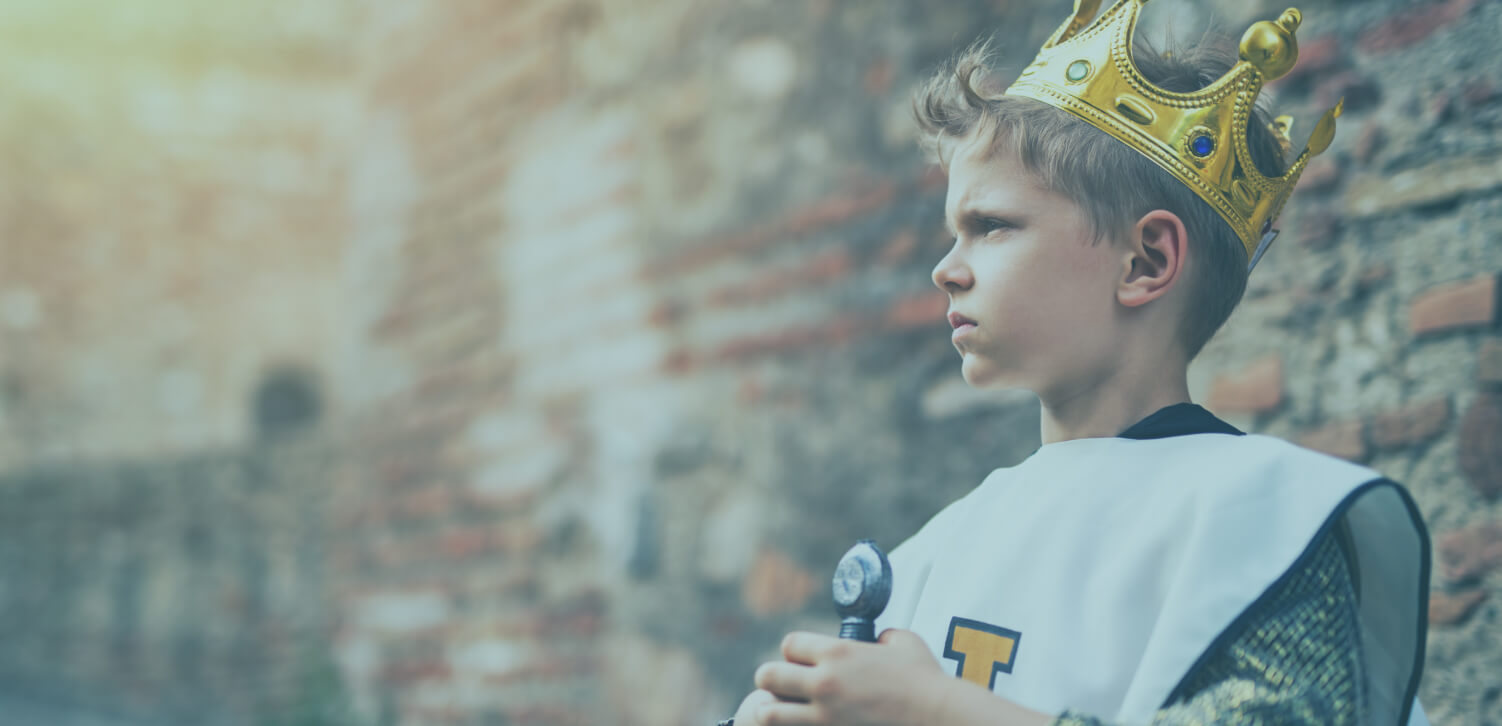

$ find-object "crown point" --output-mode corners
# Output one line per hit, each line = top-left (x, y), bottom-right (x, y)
(1278, 8), (1302, 32)
(1240, 11), (1301, 80)
(1307, 100), (1342, 156)
(1053, 0), (1106, 45)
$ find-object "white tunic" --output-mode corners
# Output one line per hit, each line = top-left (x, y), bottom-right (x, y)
(874, 433), (1428, 726)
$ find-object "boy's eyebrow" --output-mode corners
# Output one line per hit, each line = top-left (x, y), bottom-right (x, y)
(943, 206), (973, 238)
(945, 206), (1019, 237)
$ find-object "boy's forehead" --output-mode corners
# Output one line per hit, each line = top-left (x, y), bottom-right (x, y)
(943, 137), (1035, 217)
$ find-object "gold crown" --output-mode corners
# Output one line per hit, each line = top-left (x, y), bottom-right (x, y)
(1004, 0), (1342, 270)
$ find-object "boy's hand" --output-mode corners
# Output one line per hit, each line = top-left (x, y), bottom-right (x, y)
(747, 629), (948, 726)
(732, 689), (778, 724)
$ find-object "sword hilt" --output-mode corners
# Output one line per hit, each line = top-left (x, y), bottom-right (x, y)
(831, 539), (892, 642)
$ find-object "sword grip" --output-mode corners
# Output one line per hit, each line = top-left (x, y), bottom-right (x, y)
(839, 616), (878, 643)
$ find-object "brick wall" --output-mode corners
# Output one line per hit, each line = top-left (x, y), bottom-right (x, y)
(331, 1), (1502, 724)
(2, 0), (1500, 724)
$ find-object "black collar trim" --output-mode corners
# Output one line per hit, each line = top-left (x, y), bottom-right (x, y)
(1117, 403), (1244, 440)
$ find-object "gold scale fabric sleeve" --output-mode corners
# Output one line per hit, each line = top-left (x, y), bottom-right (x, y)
(1054, 527), (1366, 726)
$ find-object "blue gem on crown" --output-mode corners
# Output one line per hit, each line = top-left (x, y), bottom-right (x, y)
(1189, 133), (1216, 157)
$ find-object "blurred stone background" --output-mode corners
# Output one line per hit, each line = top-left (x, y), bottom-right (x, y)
(0, 0), (1499, 724)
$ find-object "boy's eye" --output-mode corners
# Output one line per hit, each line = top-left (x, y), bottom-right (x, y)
(978, 217), (1014, 235)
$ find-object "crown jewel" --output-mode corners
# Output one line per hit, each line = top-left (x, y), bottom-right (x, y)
(1004, 0), (1342, 271)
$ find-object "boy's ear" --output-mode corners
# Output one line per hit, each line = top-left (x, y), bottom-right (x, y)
(1117, 209), (1188, 309)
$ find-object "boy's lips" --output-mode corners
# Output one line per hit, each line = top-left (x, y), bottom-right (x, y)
(947, 311), (978, 329)
(948, 311), (977, 341)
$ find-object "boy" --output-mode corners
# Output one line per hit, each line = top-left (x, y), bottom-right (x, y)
(727, 1), (1430, 725)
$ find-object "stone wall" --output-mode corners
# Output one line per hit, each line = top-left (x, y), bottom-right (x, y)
(2, 0), (1499, 724)
(331, 0), (1502, 724)
(0, 439), (340, 726)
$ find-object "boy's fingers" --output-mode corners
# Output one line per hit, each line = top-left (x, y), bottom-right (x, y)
(877, 628), (921, 647)
(756, 700), (822, 726)
(780, 631), (842, 665)
(732, 690), (778, 723)
(753, 662), (814, 702)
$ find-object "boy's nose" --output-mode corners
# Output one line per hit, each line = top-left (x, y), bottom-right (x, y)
(932, 252), (973, 292)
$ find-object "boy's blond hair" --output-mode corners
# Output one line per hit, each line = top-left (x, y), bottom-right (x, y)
(914, 36), (1290, 360)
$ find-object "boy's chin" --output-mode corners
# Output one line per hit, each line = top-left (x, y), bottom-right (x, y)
(960, 356), (1021, 390)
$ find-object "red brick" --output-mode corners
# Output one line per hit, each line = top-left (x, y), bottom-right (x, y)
(1296, 210), (1341, 249)
(1461, 80), (1501, 110)
(1478, 339), (1502, 386)
(1358, 0), (1477, 54)
(1409, 274), (1498, 336)
(884, 291), (947, 330)
(1370, 396), (1452, 450)
(650, 228), (777, 281)
(1353, 122), (1385, 165)
(1438, 520), (1502, 581)
(380, 659), (453, 685)
(864, 58), (894, 96)
(1312, 71), (1382, 114)
(648, 299), (685, 327)
(392, 486), (456, 521)
(784, 181), (897, 235)
(451, 489), (539, 522)
(742, 549), (817, 617)
(380, 523), (543, 566)
(737, 375), (765, 403)
(1207, 355), (1283, 414)
(1459, 392), (1502, 499)
(1298, 419), (1368, 462)
(705, 249), (853, 307)
(413, 355), (505, 402)
(1355, 263), (1392, 295)
(918, 164), (946, 190)
(373, 307), (417, 340)
(650, 181), (898, 280)
(547, 180), (641, 230)
(440, 528), (494, 558)
(875, 228), (919, 267)
(1297, 157), (1345, 195)
(712, 314), (868, 362)
(375, 455), (421, 490)
(544, 612), (604, 638)
(1272, 35), (1346, 89)
(1429, 589), (1487, 626)
(659, 348), (696, 374)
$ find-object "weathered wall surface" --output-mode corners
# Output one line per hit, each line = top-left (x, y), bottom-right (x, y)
(2, 0), (1500, 725)
(332, 0), (1502, 724)
(0, 1), (359, 468)
(0, 440), (339, 726)
(0, 2), (360, 724)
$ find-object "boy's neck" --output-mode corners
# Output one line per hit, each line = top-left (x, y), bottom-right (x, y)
(1036, 360), (1193, 445)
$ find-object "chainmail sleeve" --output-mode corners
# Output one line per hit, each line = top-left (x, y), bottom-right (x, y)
(1053, 526), (1366, 726)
